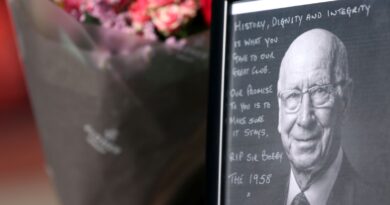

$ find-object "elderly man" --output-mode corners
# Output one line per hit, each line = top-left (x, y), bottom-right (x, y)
(275, 28), (381, 205)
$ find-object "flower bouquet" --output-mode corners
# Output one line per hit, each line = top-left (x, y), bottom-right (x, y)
(7, 0), (211, 204)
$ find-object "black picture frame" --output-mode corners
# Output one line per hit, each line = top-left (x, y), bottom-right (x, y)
(207, 0), (390, 205)
(207, 0), (227, 205)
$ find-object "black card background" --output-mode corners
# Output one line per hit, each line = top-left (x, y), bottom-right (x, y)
(223, 1), (390, 204)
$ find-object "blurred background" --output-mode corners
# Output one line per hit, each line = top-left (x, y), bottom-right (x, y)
(0, 0), (60, 204)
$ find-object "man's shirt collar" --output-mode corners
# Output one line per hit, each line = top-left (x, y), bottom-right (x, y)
(286, 148), (343, 205)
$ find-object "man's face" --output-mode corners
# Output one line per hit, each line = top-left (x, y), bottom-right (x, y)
(278, 36), (347, 173)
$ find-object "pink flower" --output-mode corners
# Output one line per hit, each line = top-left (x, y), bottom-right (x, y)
(62, 0), (84, 18)
(103, 0), (132, 13)
(150, 0), (198, 36)
(128, 0), (150, 31)
(148, 0), (178, 9)
(63, 0), (83, 10)
(180, 0), (197, 19)
(151, 5), (184, 36)
(55, 0), (202, 38)
(103, 0), (122, 4)
(79, 0), (95, 13)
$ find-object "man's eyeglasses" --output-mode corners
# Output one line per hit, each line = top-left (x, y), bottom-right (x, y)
(278, 83), (343, 113)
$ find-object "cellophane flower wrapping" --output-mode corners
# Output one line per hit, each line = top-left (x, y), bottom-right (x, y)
(7, 0), (209, 205)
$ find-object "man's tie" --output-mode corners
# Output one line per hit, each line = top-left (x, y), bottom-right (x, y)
(291, 192), (310, 205)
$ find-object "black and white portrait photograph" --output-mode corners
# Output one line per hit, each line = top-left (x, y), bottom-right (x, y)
(221, 0), (390, 205)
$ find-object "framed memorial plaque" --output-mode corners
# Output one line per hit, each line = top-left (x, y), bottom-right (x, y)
(207, 0), (390, 205)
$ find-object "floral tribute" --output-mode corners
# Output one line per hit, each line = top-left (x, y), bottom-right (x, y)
(51, 0), (211, 41)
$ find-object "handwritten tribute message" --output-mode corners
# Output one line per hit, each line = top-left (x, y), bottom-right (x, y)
(225, 1), (372, 201)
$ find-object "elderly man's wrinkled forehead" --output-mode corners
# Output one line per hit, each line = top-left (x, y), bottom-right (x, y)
(278, 29), (348, 90)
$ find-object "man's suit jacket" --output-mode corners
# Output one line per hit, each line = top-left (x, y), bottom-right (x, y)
(248, 156), (386, 205)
